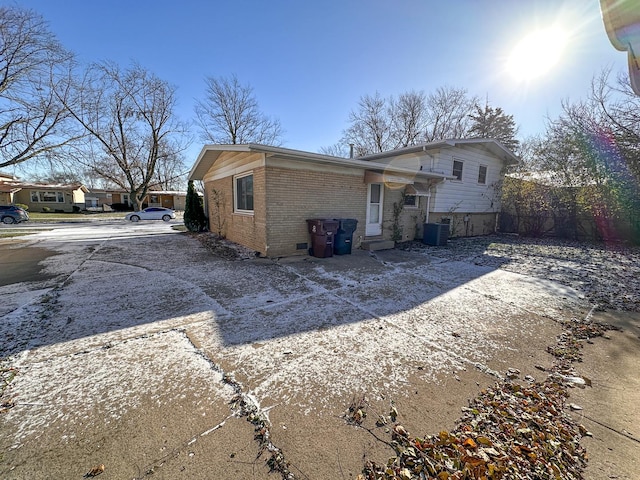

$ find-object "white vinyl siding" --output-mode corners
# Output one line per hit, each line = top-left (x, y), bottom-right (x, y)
(429, 147), (505, 213)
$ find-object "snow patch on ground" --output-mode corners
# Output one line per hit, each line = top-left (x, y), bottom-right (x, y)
(3, 329), (235, 448)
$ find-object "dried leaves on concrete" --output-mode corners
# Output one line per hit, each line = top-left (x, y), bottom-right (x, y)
(190, 232), (258, 260)
(357, 319), (612, 480)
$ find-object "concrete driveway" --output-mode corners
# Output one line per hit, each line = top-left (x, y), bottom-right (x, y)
(0, 222), (638, 479)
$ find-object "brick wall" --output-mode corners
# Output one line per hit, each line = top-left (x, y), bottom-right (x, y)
(205, 166), (267, 253)
(264, 166), (367, 257)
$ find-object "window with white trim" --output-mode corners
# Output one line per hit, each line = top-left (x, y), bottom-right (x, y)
(452, 159), (463, 181)
(403, 194), (418, 208)
(478, 165), (487, 184)
(234, 172), (254, 213)
(30, 191), (65, 203)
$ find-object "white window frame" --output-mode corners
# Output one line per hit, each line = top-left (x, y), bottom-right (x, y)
(452, 159), (464, 181)
(403, 194), (418, 208)
(30, 190), (66, 203)
(234, 171), (254, 214)
(477, 164), (488, 185)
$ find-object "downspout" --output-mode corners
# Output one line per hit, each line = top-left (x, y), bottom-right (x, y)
(425, 190), (431, 224)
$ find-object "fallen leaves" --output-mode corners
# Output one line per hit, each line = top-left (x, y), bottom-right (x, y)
(359, 378), (587, 480)
(0, 365), (18, 413)
(356, 315), (612, 479)
(192, 232), (257, 260)
(84, 464), (105, 477)
(345, 395), (369, 426)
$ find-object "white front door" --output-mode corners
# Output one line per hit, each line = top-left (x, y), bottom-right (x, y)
(366, 183), (383, 236)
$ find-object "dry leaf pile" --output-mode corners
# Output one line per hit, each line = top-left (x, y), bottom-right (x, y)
(356, 318), (612, 480)
(359, 379), (587, 480)
(191, 232), (258, 260)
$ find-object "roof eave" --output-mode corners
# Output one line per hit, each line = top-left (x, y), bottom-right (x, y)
(188, 144), (452, 182)
(357, 138), (519, 165)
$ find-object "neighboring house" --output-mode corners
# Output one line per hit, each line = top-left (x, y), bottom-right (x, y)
(13, 183), (89, 212)
(86, 189), (187, 211)
(0, 172), (21, 204)
(146, 191), (188, 211)
(0, 174), (187, 212)
(84, 189), (132, 210)
(0, 173), (89, 212)
(188, 139), (518, 258)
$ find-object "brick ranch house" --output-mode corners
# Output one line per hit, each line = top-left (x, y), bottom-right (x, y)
(188, 139), (518, 257)
(0, 172), (88, 212)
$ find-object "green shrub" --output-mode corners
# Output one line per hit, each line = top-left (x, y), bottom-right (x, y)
(42, 206), (51, 213)
(184, 180), (207, 232)
(14, 203), (28, 211)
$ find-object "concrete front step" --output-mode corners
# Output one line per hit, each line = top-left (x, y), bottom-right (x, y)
(361, 239), (395, 251)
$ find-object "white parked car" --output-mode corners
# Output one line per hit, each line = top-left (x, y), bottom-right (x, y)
(125, 207), (176, 222)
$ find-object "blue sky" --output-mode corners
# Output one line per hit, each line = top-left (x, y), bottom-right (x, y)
(16, 0), (628, 161)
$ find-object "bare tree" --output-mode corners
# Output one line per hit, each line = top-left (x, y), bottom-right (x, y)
(391, 90), (429, 148)
(513, 68), (640, 242)
(589, 68), (640, 180)
(335, 87), (479, 156)
(343, 92), (393, 156)
(62, 61), (188, 210)
(0, 5), (81, 169)
(318, 143), (350, 158)
(152, 151), (188, 191)
(424, 86), (478, 142)
(194, 74), (283, 145)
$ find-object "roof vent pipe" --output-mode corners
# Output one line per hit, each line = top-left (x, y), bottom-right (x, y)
(349, 143), (354, 158)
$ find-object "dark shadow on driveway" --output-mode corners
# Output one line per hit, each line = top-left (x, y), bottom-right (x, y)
(3, 230), (594, 357)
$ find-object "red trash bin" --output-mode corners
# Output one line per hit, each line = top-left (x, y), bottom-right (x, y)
(306, 219), (339, 258)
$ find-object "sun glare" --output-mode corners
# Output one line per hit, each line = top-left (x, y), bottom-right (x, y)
(507, 27), (568, 81)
